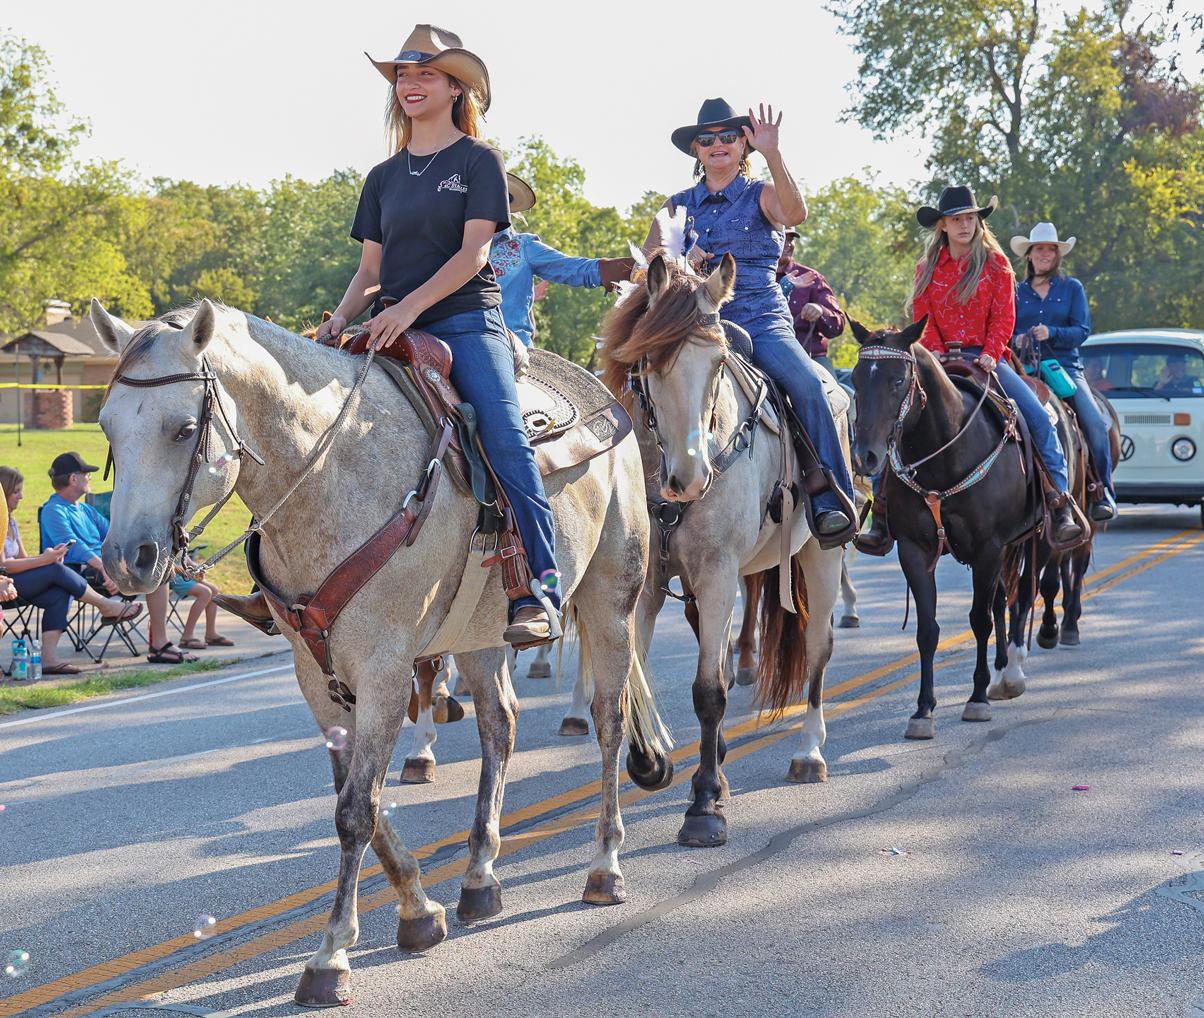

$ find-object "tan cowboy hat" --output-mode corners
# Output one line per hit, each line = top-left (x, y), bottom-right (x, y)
(506, 173), (536, 214)
(1010, 221), (1076, 257)
(365, 25), (491, 113)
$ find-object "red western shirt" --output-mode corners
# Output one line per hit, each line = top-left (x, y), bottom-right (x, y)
(912, 247), (1015, 363)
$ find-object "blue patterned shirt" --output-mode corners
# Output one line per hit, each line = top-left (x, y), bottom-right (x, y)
(1014, 274), (1092, 371)
(669, 175), (791, 336)
(490, 229), (602, 347)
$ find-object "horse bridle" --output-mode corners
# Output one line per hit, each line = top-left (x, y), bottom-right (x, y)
(107, 358), (264, 567)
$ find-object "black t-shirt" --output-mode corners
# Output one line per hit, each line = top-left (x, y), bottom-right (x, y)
(351, 136), (511, 327)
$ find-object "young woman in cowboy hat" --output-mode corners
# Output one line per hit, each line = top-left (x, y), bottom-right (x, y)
(859, 187), (1082, 552)
(312, 25), (557, 645)
(492, 174), (633, 347)
(654, 97), (856, 543)
(1011, 222), (1116, 521)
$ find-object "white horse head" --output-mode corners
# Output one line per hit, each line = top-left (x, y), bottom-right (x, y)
(91, 298), (245, 592)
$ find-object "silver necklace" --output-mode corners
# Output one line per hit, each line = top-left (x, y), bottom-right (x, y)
(407, 143), (447, 177)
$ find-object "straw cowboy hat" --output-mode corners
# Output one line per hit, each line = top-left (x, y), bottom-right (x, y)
(506, 173), (536, 214)
(671, 98), (754, 155)
(1010, 221), (1076, 257)
(365, 25), (491, 112)
(916, 185), (999, 229)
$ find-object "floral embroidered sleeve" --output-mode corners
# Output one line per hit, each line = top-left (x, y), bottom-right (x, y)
(983, 256), (1016, 362)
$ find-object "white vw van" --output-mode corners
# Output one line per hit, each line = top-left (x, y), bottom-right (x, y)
(1081, 328), (1204, 525)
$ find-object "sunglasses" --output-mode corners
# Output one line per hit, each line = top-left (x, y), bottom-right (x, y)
(695, 131), (741, 148)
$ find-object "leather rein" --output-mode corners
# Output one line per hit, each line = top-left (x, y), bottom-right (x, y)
(859, 343), (1019, 568)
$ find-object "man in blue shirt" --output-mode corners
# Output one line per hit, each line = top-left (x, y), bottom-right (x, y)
(493, 174), (633, 346)
(40, 451), (189, 664)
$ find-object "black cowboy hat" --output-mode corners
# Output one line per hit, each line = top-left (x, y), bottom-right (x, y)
(916, 185), (999, 229)
(671, 98), (753, 155)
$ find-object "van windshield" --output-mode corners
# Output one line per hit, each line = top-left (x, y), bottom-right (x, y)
(1082, 343), (1204, 398)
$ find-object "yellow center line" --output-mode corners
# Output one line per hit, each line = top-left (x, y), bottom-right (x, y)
(4, 528), (1200, 1017)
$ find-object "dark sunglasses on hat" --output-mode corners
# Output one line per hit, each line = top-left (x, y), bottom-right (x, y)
(695, 130), (742, 148)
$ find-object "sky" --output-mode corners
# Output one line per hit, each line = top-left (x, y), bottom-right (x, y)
(5, 0), (931, 211)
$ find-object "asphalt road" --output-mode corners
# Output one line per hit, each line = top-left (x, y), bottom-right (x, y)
(1, 506), (1203, 1018)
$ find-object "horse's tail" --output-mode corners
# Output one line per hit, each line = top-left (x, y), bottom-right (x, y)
(573, 607), (671, 759)
(755, 555), (810, 716)
(1002, 542), (1025, 607)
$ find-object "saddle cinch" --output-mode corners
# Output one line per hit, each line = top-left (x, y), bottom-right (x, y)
(245, 320), (632, 688)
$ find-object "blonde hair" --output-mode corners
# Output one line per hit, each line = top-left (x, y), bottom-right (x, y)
(385, 72), (483, 154)
(911, 216), (1011, 309)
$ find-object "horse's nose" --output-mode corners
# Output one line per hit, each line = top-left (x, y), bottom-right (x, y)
(133, 540), (159, 574)
(661, 474), (685, 501)
(854, 448), (880, 477)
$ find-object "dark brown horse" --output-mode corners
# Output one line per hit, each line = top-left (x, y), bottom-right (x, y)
(849, 318), (1039, 739)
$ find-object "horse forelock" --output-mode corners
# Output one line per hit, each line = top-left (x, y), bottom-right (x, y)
(599, 262), (725, 397)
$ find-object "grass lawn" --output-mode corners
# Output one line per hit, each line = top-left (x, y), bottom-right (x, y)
(0, 657), (230, 715)
(1, 423), (252, 593)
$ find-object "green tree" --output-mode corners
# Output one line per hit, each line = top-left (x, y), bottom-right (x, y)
(830, 0), (1204, 331)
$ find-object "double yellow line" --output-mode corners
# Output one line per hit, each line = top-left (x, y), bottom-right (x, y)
(5, 527), (1201, 1018)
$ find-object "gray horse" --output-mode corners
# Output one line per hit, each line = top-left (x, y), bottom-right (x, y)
(90, 299), (670, 1007)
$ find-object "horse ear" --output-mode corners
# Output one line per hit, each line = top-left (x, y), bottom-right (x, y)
(848, 317), (872, 345)
(188, 299), (218, 353)
(703, 252), (737, 309)
(646, 254), (670, 302)
(898, 314), (928, 347)
(90, 299), (135, 354)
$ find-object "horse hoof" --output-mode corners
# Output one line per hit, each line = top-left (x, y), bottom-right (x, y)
(527, 659), (552, 679)
(627, 747), (674, 791)
(294, 966), (353, 1008)
(396, 908), (447, 953)
(558, 716), (589, 737)
(456, 884), (503, 925)
(1059, 627), (1080, 647)
(432, 694), (464, 724)
(786, 757), (828, 783)
(400, 757), (436, 784)
(582, 870), (627, 906)
(838, 614), (861, 629)
(678, 812), (727, 848)
(1036, 626), (1059, 650)
(905, 717), (935, 740)
(961, 701), (992, 722)
(735, 666), (757, 687)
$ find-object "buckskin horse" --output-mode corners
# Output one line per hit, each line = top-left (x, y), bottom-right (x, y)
(849, 318), (1042, 739)
(600, 252), (848, 849)
(90, 298), (671, 1007)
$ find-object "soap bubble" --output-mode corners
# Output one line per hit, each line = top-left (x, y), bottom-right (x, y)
(3, 950), (29, 977)
(207, 451), (236, 475)
(192, 915), (217, 940)
(539, 569), (560, 593)
(0, 804), (6, 812)
(324, 726), (348, 751)
(380, 801), (399, 819)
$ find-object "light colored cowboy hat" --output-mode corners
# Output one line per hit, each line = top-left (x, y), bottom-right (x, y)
(365, 25), (491, 113)
(1010, 221), (1076, 257)
(506, 173), (535, 214)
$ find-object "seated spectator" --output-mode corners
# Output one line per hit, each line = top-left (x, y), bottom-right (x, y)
(39, 452), (191, 665)
(2, 465), (141, 675)
(172, 559), (234, 650)
(776, 229), (846, 374)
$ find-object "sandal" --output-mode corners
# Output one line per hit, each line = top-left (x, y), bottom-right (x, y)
(205, 635), (235, 647)
(147, 642), (198, 665)
(179, 638), (208, 650)
(100, 602), (144, 627)
(41, 662), (83, 676)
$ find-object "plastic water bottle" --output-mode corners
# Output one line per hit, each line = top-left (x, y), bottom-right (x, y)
(28, 637), (42, 682)
(10, 635), (28, 681)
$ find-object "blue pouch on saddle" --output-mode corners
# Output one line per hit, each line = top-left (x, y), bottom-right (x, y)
(1038, 359), (1077, 399)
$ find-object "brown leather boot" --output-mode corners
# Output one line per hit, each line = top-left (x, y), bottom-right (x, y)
(503, 605), (553, 647)
(213, 589), (280, 636)
(1047, 491), (1084, 545)
(854, 489), (894, 556)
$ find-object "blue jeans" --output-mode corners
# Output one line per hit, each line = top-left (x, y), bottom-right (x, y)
(1065, 367), (1114, 491)
(422, 306), (559, 616)
(747, 323), (854, 514)
(12, 562), (87, 632)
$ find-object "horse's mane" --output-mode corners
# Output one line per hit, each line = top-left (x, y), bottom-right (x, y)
(599, 255), (726, 397)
